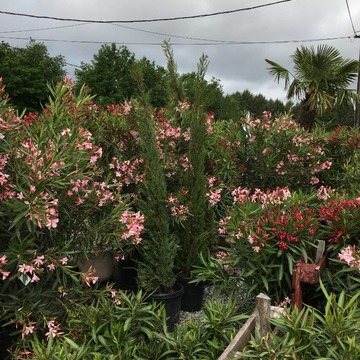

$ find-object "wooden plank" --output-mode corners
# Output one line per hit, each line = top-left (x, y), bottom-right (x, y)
(315, 240), (326, 263)
(217, 311), (257, 360)
(255, 293), (271, 338)
(218, 293), (273, 359)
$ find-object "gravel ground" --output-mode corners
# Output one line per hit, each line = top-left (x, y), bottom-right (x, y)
(179, 283), (253, 324)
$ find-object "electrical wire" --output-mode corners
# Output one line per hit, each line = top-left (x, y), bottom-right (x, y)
(0, 0), (293, 24)
(345, 0), (357, 36)
(0, 34), (351, 46)
(0, 23), (90, 34)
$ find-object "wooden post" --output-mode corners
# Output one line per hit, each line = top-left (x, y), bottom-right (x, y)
(255, 293), (271, 338)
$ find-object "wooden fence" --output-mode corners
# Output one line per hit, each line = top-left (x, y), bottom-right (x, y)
(218, 293), (277, 360)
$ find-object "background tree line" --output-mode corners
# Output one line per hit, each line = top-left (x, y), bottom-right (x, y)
(0, 40), (357, 127)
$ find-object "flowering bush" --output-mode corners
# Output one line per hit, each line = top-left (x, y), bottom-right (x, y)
(0, 79), (146, 355)
(0, 79), (143, 255)
(208, 112), (334, 194)
(214, 188), (322, 301)
(318, 195), (360, 253)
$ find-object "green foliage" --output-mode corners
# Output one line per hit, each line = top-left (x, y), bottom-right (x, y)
(220, 89), (291, 120)
(24, 288), (167, 360)
(237, 287), (360, 359)
(75, 43), (168, 108)
(134, 95), (178, 294)
(0, 40), (66, 112)
(181, 72), (224, 117)
(266, 45), (360, 130)
(174, 54), (217, 276)
(156, 297), (247, 360)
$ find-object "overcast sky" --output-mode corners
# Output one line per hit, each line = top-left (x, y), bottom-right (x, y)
(0, 0), (359, 101)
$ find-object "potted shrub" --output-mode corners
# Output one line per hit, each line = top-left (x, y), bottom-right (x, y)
(133, 94), (183, 330)
(163, 45), (217, 311)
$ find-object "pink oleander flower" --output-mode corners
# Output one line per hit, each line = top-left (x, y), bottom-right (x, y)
(31, 273), (40, 283)
(1, 271), (10, 280)
(45, 320), (64, 340)
(47, 263), (56, 271)
(0, 255), (8, 264)
(60, 257), (69, 265)
(120, 210), (145, 245)
(248, 235), (255, 245)
(111, 290), (122, 305)
(81, 266), (99, 287)
(207, 188), (222, 206)
(170, 205), (189, 221)
(317, 185), (334, 201)
(21, 322), (36, 339)
(338, 246), (360, 270)
(18, 263), (35, 275)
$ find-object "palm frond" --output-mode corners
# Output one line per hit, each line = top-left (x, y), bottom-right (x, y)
(265, 59), (291, 89)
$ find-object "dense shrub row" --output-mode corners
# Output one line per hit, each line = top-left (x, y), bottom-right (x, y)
(0, 77), (359, 358)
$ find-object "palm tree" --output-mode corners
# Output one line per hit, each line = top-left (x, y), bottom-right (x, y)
(266, 45), (360, 130)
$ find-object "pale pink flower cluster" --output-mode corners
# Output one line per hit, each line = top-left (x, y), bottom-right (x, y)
(276, 160), (286, 175)
(232, 186), (291, 206)
(338, 246), (360, 271)
(231, 187), (251, 204)
(183, 127), (191, 141)
(21, 321), (36, 339)
(287, 152), (301, 164)
(45, 320), (64, 340)
(81, 266), (99, 287)
(317, 185), (335, 201)
(273, 116), (299, 131)
(156, 121), (181, 141)
(23, 190), (59, 229)
(67, 179), (116, 207)
(218, 216), (231, 234)
(120, 210), (145, 245)
(206, 113), (214, 134)
(175, 101), (191, 112)
(170, 204), (189, 221)
(310, 177), (320, 185)
(215, 250), (230, 270)
(111, 290), (122, 305)
(0, 253), (67, 285)
(207, 188), (222, 206)
(106, 101), (132, 116)
(0, 255), (10, 280)
(311, 160), (332, 174)
(0, 154), (12, 202)
(206, 176), (222, 206)
(110, 157), (144, 186)
(17, 255), (66, 284)
(15, 139), (63, 181)
(168, 192), (190, 221)
(292, 135), (312, 146)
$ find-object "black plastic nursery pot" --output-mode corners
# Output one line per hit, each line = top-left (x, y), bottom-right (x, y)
(150, 282), (184, 331)
(177, 276), (207, 312)
(116, 254), (138, 292)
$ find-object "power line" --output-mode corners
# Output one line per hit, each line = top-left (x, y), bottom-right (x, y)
(345, 0), (357, 36)
(0, 0), (293, 24)
(65, 62), (81, 68)
(0, 34), (352, 46)
(0, 23), (90, 34)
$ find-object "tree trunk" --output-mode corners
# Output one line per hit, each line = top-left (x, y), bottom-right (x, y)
(298, 98), (316, 131)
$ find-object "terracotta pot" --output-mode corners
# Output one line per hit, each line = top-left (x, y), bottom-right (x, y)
(76, 251), (115, 282)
